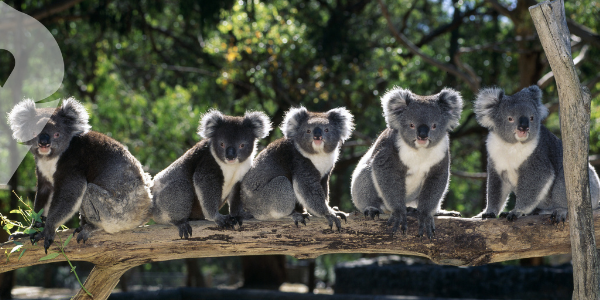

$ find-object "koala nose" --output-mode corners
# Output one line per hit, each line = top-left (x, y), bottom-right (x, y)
(225, 146), (236, 160)
(38, 133), (50, 147)
(313, 127), (323, 140)
(417, 125), (429, 139)
(518, 116), (529, 131)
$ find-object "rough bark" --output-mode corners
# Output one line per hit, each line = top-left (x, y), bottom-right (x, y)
(530, 1), (600, 299)
(2, 214), (600, 298)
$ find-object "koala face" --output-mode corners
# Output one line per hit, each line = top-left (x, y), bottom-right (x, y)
(474, 85), (548, 144)
(281, 107), (354, 154)
(8, 98), (91, 159)
(199, 110), (272, 164)
(381, 87), (463, 149)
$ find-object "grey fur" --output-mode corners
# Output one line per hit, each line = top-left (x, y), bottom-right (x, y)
(152, 110), (272, 238)
(7, 98), (152, 252)
(240, 107), (354, 231)
(351, 87), (463, 238)
(474, 85), (600, 222)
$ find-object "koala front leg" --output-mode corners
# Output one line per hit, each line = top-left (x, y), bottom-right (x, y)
(508, 172), (555, 221)
(477, 166), (511, 219)
(292, 172), (341, 231)
(416, 158), (450, 239)
(320, 175), (348, 223)
(227, 182), (245, 227)
(32, 174), (87, 253)
(192, 172), (235, 229)
(371, 150), (407, 234)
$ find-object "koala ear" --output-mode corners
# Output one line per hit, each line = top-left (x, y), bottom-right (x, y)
(243, 111), (272, 139)
(57, 98), (91, 135)
(381, 87), (411, 129)
(474, 87), (504, 129)
(198, 109), (224, 139)
(528, 85), (548, 120)
(7, 99), (38, 142)
(281, 107), (309, 139)
(327, 107), (355, 142)
(437, 88), (463, 130)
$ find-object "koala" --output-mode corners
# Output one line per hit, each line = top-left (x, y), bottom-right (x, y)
(351, 87), (463, 238)
(7, 98), (152, 252)
(239, 107), (354, 231)
(474, 85), (600, 222)
(151, 109), (271, 238)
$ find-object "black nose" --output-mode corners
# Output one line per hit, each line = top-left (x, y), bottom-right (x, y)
(417, 125), (429, 139)
(225, 146), (236, 160)
(518, 116), (529, 131)
(38, 133), (50, 147)
(313, 127), (322, 140)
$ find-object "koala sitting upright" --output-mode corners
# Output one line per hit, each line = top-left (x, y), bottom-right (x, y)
(474, 85), (600, 222)
(240, 107), (354, 231)
(351, 87), (463, 238)
(7, 99), (152, 252)
(152, 109), (271, 238)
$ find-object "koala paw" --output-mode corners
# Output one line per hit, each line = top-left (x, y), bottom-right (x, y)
(174, 220), (193, 239)
(332, 207), (348, 223)
(475, 212), (497, 219)
(406, 207), (419, 217)
(550, 209), (568, 225)
(499, 212), (510, 218)
(435, 210), (461, 217)
(31, 228), (55, 254)
(505, 211), (523, 221)
(291, 211), (311, 227)
(75, 224), (98, 244)
(363, 206), (383, 220)
(214, 214), (237, 230)
(417, 213), (435, 239)
(326, 214), (343, 232)
(387, 210), (407, 235)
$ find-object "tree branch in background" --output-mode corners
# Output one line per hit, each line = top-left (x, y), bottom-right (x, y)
(538, 44), (589, 88)
(378, 0), (480, 93)
(566, 19), (600, 49)
(0, 0), (84, 29)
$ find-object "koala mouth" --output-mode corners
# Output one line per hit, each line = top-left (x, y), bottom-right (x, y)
(225, 158), (239, 164)
(515, 130), (529, 140)
(415, 137), (429, 147)
(313, 136), (324, 146)
(38, 146), (51, 155)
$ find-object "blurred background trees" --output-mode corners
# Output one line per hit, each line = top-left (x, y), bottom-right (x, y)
(0, 0), (599, 296)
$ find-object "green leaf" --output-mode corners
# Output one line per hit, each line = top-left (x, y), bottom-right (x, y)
(24, 228), (37, 234)
(18, 249), (26, 261)
(10, 245), (22, 254)
(63, 234), (73, 248)
(9, 209), (20, 214)
(38, 252), (60, 261)
(3, 224), (14, 231)
(13, 241), (22, 246)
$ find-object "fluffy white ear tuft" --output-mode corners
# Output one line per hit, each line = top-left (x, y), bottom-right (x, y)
(244, 111), (272, 139)
(437, 88), (464, 131)
(327, 107), (355, 142)
(58, 98), (91, 135)
(198, 109), (224, 139)
(381, 87), (411, 129)
(7, 99), (38, 142)
(280, 106), (309, 139)
(474, 87), (503, 129)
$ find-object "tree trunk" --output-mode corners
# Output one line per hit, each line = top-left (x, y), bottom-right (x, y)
(241, 255), (286, 290)
(530, 1), (600, 299)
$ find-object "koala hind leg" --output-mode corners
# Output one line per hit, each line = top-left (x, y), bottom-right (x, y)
(244, 176), (297, 221)
(76, 222), (100, 244)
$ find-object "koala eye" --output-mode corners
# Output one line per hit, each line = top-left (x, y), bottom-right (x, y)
(508, 117), (514, 122)
(306, 129), (311, 134)
(54, 133), (60, 138)
(325, 128), (329, 132)
(239, 143), (245, 149)
(220, 142), (224, 148)
(432, 124), (437, 130)
(410, 124), (415, 129)
(530, 116), (534, 121)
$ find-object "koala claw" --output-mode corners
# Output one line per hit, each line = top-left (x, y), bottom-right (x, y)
(417, 214), (435, 239)
(550, 209), (567, 225)
(175, 221), (193, 239)
(215, 214), (237, 230)
(363, 207), (382, 220)
(499, 212), (510, 218)
(326, 214), (342, 232)
(406, 207), (419, 217)
(387, 212), (407, 235)
(505, 211), (523, 222)
(232, 216), (244, 228)
(291, 211), (311, 228)
(479, 212), (497, 219)
(30, 229), (54, 254)
(332, 207), (349, 223)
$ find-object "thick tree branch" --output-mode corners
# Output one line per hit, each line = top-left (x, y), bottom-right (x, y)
(378, 0), (479, 92)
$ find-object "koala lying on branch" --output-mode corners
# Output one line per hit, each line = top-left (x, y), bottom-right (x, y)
(474, 85), (600, 222)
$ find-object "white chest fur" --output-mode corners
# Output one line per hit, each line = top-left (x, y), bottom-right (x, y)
(397, 137), (448, 200)
(36, 156), (59, 185)
(296, 144), (339, 178)
(487, 132), (538, 187)
(211, 148), (254, 199)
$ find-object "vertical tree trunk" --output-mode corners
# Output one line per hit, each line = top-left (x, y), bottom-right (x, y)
(530, 1), (600, 299)
(241, 255), (286, 290)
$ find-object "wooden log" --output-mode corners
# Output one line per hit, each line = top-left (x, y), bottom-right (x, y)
(1, 213), (600, 298)
(530, 1), (600, 299)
